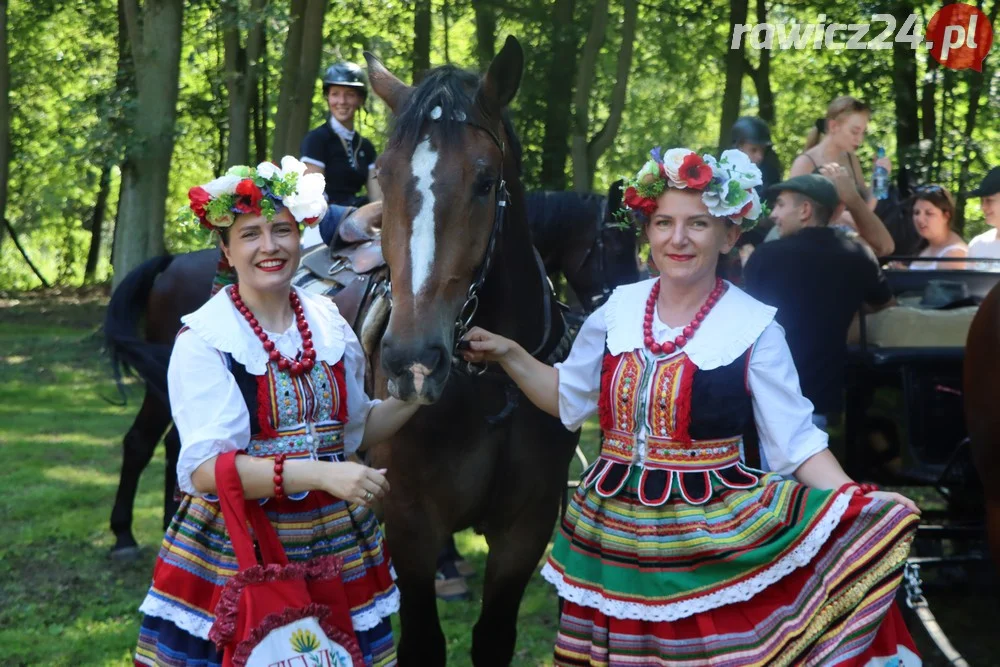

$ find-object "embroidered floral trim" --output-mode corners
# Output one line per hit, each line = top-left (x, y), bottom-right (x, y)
(230, 604), (365, 667)
(182, 287), (347, 375)
(605, 279), (776, 370)
(541, 490), (851, 622)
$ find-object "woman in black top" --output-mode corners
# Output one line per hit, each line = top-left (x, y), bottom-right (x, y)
(301, 62), (381, 208)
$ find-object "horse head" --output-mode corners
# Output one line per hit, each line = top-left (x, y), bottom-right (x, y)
(365, 37), (524, 404)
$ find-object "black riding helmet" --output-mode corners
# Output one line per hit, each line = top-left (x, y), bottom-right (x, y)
(731, 116), (772, 148)
(322, 61), (368, 101)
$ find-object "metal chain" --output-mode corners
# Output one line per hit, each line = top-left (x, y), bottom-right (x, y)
(903, 561), (927, 609)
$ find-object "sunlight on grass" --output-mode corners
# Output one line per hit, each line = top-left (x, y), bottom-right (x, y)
(43, 464), (120, 487)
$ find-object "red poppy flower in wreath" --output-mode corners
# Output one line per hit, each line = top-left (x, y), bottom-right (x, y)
(234, 179), (264, 215)
(679, 153), (713, 190)
(624, 186), (658, 216)
(188, 186), (212, 227)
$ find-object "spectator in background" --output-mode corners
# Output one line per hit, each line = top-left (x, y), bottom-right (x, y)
(300, 62), (381, 248)
(906, 185), (967, 270)
(967, 167), (1000, 270)
(789, 96), (895, 257)
(744, 173), (893, 435)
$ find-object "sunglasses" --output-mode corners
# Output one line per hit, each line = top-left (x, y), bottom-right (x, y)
(914, 184), (945, 194)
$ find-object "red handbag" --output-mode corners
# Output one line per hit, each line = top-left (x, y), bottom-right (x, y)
(208, 451), (364, 667)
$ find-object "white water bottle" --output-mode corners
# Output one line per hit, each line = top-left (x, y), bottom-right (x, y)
(872, 146), (889, 200)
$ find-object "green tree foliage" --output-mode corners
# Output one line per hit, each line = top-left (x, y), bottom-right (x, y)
(1, 0), (998, 288)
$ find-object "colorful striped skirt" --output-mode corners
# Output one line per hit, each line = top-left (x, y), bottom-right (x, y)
(135, 491), (398, 667)
(542, 466), (920, 666)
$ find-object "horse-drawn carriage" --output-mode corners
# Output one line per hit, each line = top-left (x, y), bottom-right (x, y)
(843, 260), (1000, 664)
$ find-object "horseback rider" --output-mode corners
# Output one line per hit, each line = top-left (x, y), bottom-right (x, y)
(300, 62), (381, 247)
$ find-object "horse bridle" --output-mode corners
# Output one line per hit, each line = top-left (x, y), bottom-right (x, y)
(449, 116), (511, 375)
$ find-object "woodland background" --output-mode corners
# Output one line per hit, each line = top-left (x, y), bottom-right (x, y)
(0, 0), (997, 289)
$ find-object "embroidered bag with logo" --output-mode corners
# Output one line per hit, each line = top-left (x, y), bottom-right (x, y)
(208, 451), (364, 667)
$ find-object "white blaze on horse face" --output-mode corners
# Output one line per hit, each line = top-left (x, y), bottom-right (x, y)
(409, 136), (438, 297)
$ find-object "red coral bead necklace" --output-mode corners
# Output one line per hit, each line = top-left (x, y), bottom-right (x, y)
(643, 277), (726, 355)
(230, 285), (317, 377)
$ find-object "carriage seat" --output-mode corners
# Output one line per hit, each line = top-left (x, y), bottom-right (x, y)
(862, 304), (977, 348)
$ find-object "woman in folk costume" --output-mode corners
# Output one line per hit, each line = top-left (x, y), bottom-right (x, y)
(135, 157), (417, 667)
(461, 147), (922, 666)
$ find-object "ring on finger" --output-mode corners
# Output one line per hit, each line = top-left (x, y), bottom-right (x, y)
(363, 490), (373, 502)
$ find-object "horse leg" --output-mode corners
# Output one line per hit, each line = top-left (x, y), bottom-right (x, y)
(109, 388), (171, 558)
(163, 425), (181, 530)
(471, 501), (561, 666)
(386, 501), (449, 666)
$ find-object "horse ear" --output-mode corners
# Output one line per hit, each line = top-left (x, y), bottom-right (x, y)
(364, 51), (413, 115)
(477, 36), (523, 116)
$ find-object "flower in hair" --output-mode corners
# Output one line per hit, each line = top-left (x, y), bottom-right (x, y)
(186, 156), (327, 231)
(620, 147), (764, 230)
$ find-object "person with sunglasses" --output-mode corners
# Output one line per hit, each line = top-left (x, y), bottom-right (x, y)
(907, 185), (967, 271)
(967, 167), (1000, 270)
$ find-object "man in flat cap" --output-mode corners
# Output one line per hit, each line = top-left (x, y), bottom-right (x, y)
(743, 171), (893, 442)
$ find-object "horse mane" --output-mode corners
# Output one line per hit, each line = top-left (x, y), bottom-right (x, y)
(389, 65), (522, 171)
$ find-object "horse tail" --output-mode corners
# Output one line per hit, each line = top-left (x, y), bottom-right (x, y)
(104, 255), (175, 405)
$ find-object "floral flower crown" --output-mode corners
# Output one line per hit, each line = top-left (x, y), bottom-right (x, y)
(187, 156), (327, 231)
(621, 147), (764, 230)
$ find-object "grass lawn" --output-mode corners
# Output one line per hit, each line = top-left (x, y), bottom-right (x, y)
(0, 287), (600, 666)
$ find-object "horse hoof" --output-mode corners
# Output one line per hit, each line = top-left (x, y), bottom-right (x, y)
(109, 545), (143, 562)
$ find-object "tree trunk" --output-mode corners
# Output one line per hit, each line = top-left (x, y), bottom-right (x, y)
(443, 0), (451, 63)
(412, 0), (431, 83)
(540, 0), (577, 191)
(111, 0), (184, 289)
(955, 0), (997, 232)
(892, 0), (919, 179)
(753, 0), (773, 124)
(278, 0), (327, 160)
(0, 1), (9, 257)
(222, 0), (267, 167)
(920, 59), (938, 153)
(471, 0), (495, 70)
(576, 0), (637, 192)
(570, 0), (605, 192)
(272, 0), (327, 160)
(271, 0), (305, 159)
(84, 165), (112, 282)
(254, 36), (268, 163)
(718, 0), (750, 150)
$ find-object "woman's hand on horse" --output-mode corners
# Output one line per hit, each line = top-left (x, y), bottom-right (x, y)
(460, 327), (515, 363)
(323, 462), (389, 507)
(865, 490), (920, 515)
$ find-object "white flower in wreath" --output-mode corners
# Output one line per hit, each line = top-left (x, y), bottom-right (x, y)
(280, 155), (308, 178)
(718, 149), (763, 190)
(283, 172), (327, 222)
(202, 174), (241, 198)
(709, 179), (756, 218)
(256, 161), (282, 181)
(661, 148), (695, 188)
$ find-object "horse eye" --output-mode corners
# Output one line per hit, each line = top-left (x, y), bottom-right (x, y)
(474, 178), (494, 198)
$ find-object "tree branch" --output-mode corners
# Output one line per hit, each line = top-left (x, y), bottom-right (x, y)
(588, 0), (637, 161)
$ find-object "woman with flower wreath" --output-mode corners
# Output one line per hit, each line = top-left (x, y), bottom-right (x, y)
(460, 147), (922, 665)
(134, 157), (418, 667)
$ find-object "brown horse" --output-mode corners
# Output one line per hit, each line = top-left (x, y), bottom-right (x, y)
(964, 282), (1000, 573)
(363, 38), (579, 664)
